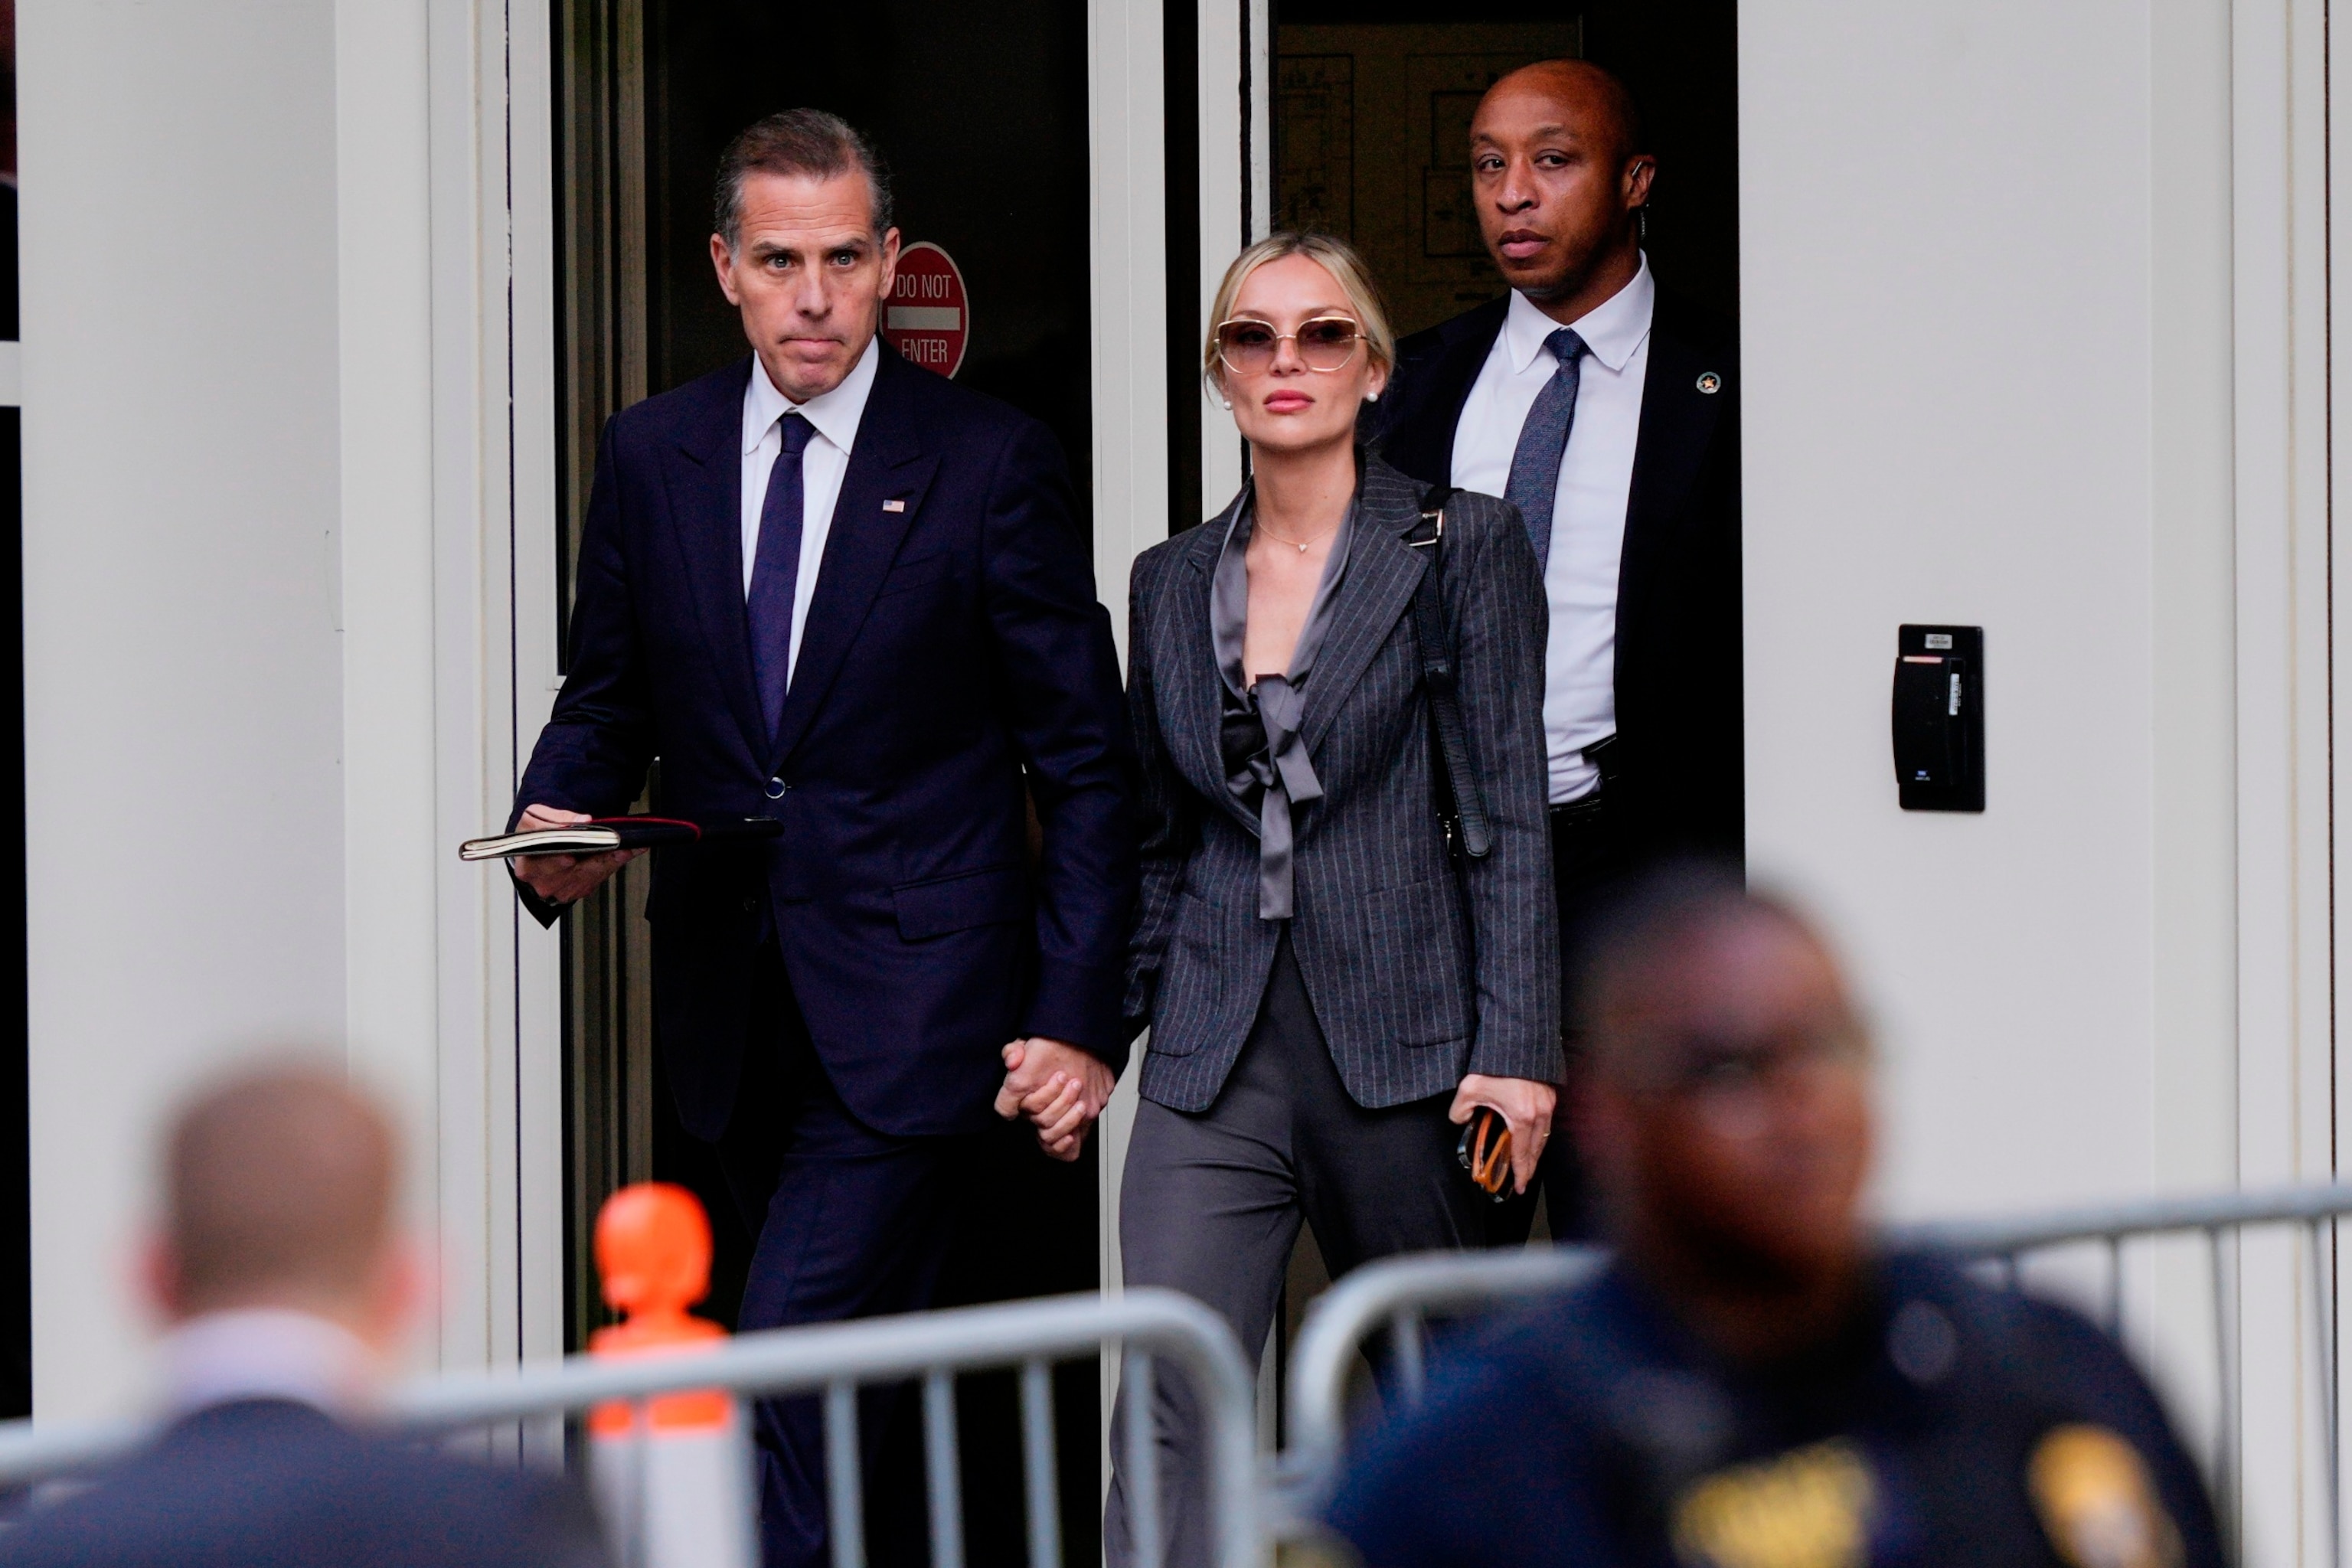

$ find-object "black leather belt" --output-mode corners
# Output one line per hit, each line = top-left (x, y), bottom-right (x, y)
(1550, 789), (1609, 830)
(1550, 733), (1621, 830)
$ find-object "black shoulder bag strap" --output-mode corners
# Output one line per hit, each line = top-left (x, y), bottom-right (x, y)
(1406, 485), (1494, 859)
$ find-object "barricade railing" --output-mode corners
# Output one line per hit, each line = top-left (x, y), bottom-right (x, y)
(0, 1286), (1261, 1568)
(1279, 1181), (2352, 1562)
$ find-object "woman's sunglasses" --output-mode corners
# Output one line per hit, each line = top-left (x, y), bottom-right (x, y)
(1456, 1106), (1516, 1202)
(1213, 315), (1366, 376)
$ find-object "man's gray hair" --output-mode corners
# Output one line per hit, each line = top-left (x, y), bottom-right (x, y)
(713, 109), (896, 251)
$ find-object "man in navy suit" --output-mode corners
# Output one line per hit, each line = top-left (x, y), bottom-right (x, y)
(0, 1065), (606, 1567)
(508, 109), (1134, 1565)
(1364, 60), (1740, 1239)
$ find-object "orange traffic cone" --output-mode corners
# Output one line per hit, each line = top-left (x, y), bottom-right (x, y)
(587, 1183), (756, 1568)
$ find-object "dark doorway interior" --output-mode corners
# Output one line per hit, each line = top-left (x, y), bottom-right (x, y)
(643, 3), (1095, 516)
(1272, 1), (1739, 337)
(552, 2), (1099, 1557)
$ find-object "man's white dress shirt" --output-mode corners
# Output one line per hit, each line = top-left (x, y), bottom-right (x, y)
(1449, 260), (1654, 804)
(740, 336), (880, 685)
(159, 1307), (381, 1417)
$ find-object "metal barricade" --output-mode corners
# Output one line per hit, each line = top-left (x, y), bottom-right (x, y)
(1279, 1181), (2352, 1561)
(0, 1287), (1261, 1568)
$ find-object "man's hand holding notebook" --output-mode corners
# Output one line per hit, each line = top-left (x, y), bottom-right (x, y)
(488, 805), (643, 908)
(463, 805), (783, 908)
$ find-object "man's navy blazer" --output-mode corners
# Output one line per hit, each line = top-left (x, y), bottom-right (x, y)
(515, 345), (1135, 1142)
(1364, 287), (1742, 862)
(0, 1400), (606, 1567)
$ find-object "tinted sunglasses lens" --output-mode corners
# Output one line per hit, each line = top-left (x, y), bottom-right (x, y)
(1298, 319), (1361, 369)
(1217, 322), (1278, 371)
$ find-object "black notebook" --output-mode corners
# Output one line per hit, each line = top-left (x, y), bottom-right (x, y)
(459, 815), (782, 862)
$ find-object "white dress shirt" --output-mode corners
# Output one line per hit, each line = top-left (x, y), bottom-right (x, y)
(1449, 260), (1655, 803)
(158, 1307), (381, 1417)
(741, 335), (880, 684)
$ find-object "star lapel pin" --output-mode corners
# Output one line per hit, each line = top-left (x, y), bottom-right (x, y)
(1696, 372), (1723, 394)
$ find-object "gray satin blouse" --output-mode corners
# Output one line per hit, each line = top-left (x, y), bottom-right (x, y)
(1210, 495), (1357, 920)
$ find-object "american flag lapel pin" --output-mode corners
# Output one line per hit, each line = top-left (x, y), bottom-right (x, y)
(882, 498), (906, 512)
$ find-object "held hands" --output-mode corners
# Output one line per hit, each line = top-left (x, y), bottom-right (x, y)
(1448, 1074), (1558, 1195)
(509, 804), (645, 907)
(995, 1038), (1116, 1162)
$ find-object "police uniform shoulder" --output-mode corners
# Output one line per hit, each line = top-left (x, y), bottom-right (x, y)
(1443, 1266), (1645, 1406)
(1325, 1278), (1621, 1559)
(1878, 1248), (2145, 1391)
(1878, 1253), (2223, 1567)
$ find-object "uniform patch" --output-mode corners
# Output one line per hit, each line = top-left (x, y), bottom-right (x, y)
(1670, 1438), (1873, 1568)
(2028, 1424), (2182, 1568)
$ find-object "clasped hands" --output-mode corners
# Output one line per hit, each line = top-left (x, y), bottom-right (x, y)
(996, 1038), (1115, 1162)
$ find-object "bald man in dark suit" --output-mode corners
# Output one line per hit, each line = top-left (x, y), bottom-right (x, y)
(1365, 60), (1740, 1239)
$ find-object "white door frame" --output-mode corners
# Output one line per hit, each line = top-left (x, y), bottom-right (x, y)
(1086, 0), (1274, 1266)
(367, 0), (565, 1393)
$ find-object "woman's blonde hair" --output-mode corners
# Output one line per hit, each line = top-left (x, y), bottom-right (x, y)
(1202, 231), (1396, 395)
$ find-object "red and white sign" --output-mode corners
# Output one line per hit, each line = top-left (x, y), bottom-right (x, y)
(883, 241), (969, 378)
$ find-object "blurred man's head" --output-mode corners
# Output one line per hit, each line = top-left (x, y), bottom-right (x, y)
(1469, 59), (1652, 322)
(146, 1065), (414, 1353)
(1571, 868), (1873, 1320)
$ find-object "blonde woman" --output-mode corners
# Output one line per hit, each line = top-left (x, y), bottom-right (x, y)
(1109, 234), (1558, 1565)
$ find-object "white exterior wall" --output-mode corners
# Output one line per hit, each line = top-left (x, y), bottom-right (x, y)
(18, 0), (563, 1419)
(19, 0), (350, 1417)
(1741, 0), (2334, 1552)
(1740, 0), (2243, 1215)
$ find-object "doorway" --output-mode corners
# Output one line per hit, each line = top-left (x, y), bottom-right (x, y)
(551, 2), (1101, 1556)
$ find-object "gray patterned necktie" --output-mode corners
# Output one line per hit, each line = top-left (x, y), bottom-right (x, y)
(1503, 327), (1589, 572)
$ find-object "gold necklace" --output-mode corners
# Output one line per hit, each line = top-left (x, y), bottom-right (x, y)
(1256, 517), (1339, 554)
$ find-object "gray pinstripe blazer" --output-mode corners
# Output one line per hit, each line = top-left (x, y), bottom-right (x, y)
(1122, 455), (1560, 1112)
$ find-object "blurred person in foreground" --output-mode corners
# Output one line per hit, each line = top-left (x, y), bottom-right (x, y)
(0, 1065), (605, 1568)
(1320, 868), (2223, 1568)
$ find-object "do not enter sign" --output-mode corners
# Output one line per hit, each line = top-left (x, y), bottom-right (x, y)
(883, 242), (969, 378)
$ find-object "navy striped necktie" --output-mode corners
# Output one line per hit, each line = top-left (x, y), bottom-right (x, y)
(748, 413), (818, 746)
(1503, 327), (1589, 572)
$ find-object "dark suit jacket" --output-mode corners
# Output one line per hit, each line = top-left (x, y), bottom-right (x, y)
(1124, 456), (1559, 1112)
(516, 346), (1135, 1141)
(1364, 288), (1743, 861)
(0, 1400), (606, 1567)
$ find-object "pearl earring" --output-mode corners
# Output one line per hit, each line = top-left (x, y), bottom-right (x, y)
(1367, 391), (1380, 402)
(1220, 398), (1232, 410)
